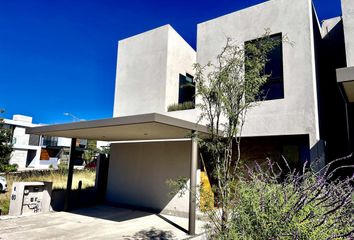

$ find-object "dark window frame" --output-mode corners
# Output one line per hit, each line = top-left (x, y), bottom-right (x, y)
(245, 33), (284, 101)
(178, 73), (196, 106)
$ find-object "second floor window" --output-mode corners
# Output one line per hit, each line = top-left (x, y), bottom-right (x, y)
(178, 73), (195, 105)
(41, 136), (58, 147)
(245, 33), (284, 101)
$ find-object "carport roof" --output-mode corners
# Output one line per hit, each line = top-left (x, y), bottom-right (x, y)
(26, 113), (209, 141)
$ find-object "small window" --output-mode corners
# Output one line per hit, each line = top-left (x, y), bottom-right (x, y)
(245, 33), (284, 101)
(178, 73), (195, 105)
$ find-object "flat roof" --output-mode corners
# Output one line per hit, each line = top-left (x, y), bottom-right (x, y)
(26, 113), (209, 141)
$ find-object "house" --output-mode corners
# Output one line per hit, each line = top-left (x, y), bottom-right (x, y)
(27, 0), (354, 235)
(3, 114), (88, 170)
(114, 0), (354, 171)
(3, 115), (42, 170)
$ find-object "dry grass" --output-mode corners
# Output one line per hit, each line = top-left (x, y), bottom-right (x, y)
(0, 169), (95, 215)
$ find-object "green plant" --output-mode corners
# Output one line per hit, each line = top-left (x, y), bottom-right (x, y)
(167, 101), (195, 112)
(0, 109), (13, 172)
(58, 161), (68, 171)
(0, 163), (17, 173)
(83, 140), (101, 164)
(206, 158), (354, 240)
(193, 32), (283, 234)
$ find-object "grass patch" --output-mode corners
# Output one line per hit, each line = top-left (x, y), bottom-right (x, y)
(167, 101), (195, 112)
(0, 169), (95, 215)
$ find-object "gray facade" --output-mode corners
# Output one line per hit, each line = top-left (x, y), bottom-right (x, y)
(113, 25), (196, 118)
(197, 0), (323, 164)
(24, 0), (354, 224)
(110, 0), (354, 197)
(106, 141), (198, 215)
(342, 0), (354, 67)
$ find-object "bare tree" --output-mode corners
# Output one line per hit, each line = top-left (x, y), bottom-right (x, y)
(194, 32), (282, 235)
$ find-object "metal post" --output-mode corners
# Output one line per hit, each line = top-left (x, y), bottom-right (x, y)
(189, 132), (198, 235)
(64, 138), (76, 211)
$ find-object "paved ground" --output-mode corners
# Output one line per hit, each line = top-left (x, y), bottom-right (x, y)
(0, 205), (205, 240)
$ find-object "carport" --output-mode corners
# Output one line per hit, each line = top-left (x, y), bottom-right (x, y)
(26, 113), (209, 235)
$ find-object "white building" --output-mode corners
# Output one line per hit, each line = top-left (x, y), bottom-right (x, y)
(3, 115), (82, 170)
(3, 115), (42, 170)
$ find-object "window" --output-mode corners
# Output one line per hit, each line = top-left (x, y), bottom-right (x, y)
(178, 73), (195, 105)
(246, 33), (284, 101)
(41, 136), (58, 147)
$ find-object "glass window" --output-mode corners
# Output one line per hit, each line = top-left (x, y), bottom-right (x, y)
(246, 33), (284, 101)
(178, 73), (195, 105)
(42, 136), (58, 147)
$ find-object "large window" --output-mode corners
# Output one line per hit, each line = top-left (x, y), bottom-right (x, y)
(178, 73), (195, 105)
(246, 33), (284, 101)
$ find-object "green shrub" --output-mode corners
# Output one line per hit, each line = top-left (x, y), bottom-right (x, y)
(0, 164), (18, 173)
(167, 101), (195, 112)
(58, 162), (68, 171)
(205, 159), (354, 239)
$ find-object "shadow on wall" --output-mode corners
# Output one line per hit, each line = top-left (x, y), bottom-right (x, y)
(51, 188), (97, 211)
(106, 141), (193, 217)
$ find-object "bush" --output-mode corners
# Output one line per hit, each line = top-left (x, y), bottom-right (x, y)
(58, 162), (68, 171)
(205, 158), (354, 239)
(0, 164), (18, 173)
(167, 101), (195, 112)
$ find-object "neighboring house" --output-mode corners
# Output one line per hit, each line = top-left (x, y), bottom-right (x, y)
(3, 114), (88, 170)
(3, 115), (41, 170)
(40, 136), (87, 167)
(27, 0), (354, 230)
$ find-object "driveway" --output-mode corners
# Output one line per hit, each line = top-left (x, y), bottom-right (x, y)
(0, 205), (205, 240)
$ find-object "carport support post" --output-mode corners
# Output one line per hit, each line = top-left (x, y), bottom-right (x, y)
(189, 132), (198, 235)
(64, 138), (76, 212)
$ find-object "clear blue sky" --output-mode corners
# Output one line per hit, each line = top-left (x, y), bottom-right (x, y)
(0, 0), (342, 124)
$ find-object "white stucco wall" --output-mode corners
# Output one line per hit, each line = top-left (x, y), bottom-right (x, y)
(342, 0), (354, 67)
(10, 150), (28, 169)
(113, 25), (196, 117)
(165, 27), (196, 111)
(4, 115), (43, 170)
(57, 137), (71, 147)
(12, 127), (29, 146)
(197, 0), (320, 149)
(106, 141), (198, 215)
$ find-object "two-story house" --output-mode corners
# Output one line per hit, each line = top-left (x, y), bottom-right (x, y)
(27, 0), (354, 232)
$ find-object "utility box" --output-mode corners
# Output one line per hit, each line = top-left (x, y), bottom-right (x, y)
(9, 182), (52, 216)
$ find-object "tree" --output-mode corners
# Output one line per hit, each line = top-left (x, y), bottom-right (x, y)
(193, 32), (282, 236)
(83, 140), (99, 164)
(0, 109), (14, 172)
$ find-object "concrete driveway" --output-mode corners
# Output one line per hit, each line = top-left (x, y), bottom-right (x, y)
(0, 205), (205, 240)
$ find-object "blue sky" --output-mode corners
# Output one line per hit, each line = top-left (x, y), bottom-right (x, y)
(0, 0), (342, 124)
